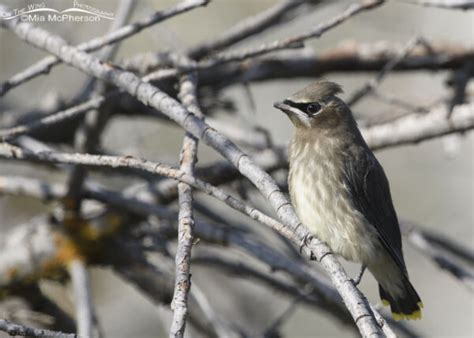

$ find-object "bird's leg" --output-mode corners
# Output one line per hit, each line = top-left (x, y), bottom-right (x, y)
(353, 265), (367, 285)
(300, 233), (317, 260)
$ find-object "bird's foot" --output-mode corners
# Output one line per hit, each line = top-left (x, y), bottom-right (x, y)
(352, 265), (367, 286)
(300, 233), (317, 260)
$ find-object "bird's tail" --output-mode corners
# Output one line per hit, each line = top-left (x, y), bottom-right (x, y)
(379, 278), (423, 321)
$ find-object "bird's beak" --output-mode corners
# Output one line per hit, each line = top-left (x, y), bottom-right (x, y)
(273, 101), (311, 128)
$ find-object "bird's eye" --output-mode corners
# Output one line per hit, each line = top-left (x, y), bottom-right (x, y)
(306, 103), (322, 116)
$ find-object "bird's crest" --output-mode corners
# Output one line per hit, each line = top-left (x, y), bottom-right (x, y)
(289, 80), (343, 103)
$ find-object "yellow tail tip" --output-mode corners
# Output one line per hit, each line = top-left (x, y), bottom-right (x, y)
(382, 299), (424, 320)
(392, 309), (422, 321)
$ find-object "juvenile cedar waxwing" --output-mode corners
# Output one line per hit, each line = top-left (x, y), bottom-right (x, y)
(274, 80), (423, 320)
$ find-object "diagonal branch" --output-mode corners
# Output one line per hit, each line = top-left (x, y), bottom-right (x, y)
(347, 35), (422, 106)
(187, 0), (315, 59)
(153, 0), (386, 74)
(401, 222), (474, 292)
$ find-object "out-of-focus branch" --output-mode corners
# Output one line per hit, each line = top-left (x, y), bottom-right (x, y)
(94, 0), (137, 62)
(67, 259), (96, 338)
(0, 96), (108, 141)
(8, 283), (77, 334)
(362, 102), (474, 150)
(194, 41), (474, 89)
(110, 239), (241, 338)
(402, 0), (474, 10)
(187, 0), (315, 59)
(0, 0), (209, 96)
(191, 0), (384, 70)
(419, 229), (474, 264)
(61, 4), (134, 328)
(0, 319), (76, 337)
(347, 36), (422, 106)
(402, 222), (474, 292)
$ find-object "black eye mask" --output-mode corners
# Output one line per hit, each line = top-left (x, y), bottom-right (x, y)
(283, 100), (323, 116)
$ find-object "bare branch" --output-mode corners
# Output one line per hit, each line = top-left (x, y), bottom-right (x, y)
(418, 229), (474, 264)
(0, 96), (107, 141)
(402, 222), (474, 292)
(0, 319), (76, 337)
(170, 70), (202, 337)
(193, 41), (474, 90)
(402, 0), (474, 10)
(362, 102), (474, 150)
(67, 259), (97, 338)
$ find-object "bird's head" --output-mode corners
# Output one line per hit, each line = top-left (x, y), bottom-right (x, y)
(274, 80), (351, 131)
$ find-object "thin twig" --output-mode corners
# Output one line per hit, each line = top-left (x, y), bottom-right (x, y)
(371, 90), (429, 114)
(0, 96), (108, 140)
(261, 295), (303, 337)
(79, 0), (137, 95)
(187, 0), (314, 59)
(347, 35), (422, 106)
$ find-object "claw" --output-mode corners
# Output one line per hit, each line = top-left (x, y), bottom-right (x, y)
(353, 265), (367, 286)
(300, 233), (317, 260)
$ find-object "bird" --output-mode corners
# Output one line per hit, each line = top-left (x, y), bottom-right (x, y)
(274, 80), (423, 320)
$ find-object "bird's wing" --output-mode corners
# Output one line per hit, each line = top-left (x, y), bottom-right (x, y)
(342, 145), (407, 273)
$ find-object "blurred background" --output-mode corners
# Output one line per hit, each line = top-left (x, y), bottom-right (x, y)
(1, 0), (473, 337)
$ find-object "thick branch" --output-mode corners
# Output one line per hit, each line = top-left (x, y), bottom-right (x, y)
(402, 0), (474, 10)
(192, 42), (474, 89)
(67, 260), (96, 338)
(0, 319), (76, 337)
(362, 102), (474, 150)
